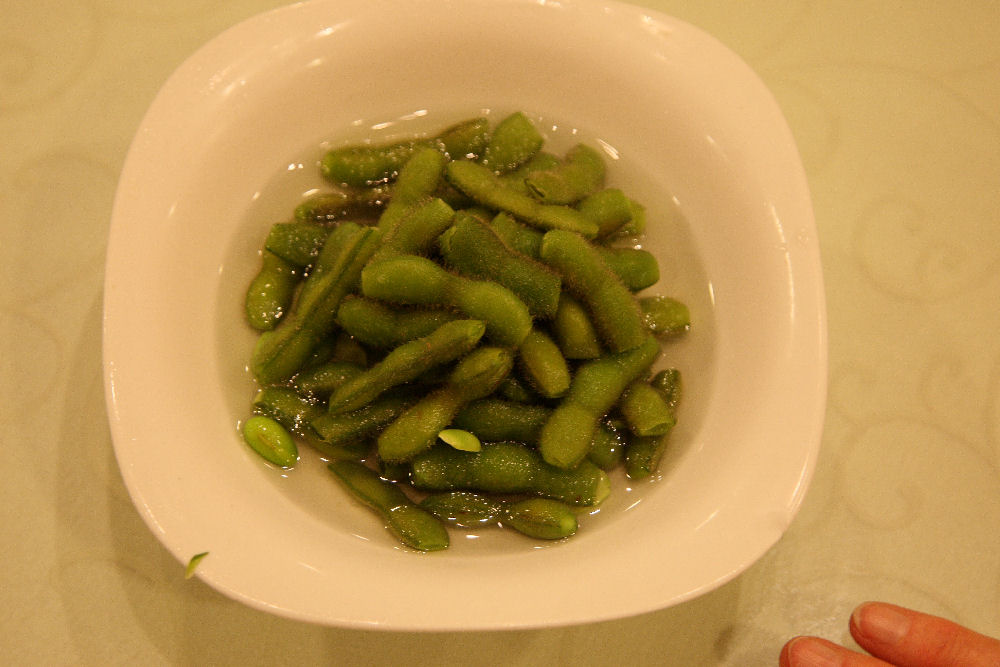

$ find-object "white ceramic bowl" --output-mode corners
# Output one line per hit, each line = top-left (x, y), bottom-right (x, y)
(104, 0), (826, 630)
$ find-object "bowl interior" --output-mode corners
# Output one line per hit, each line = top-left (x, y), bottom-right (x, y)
(104, 0), (825, 630)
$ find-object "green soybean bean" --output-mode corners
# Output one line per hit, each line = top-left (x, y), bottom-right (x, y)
(452, 398), (550, 443)
(503, 498), (578, 540)
(525, 144), (605, 205)
(251, 223), (381, 385)
(264, 222), (330, 268)
(639, 295), (691, 336)
(620, 380), (676, 437)
(293, 360), (364, 399)
(361, 255), (532, 348)
(438, 212), (562, 318)
(539, 229), (647, 353)
(597, 247), (660, 292)
(482, 111), (544, 173)
(311, 392), (412, 449)
(419, 491), (504, 527)
(329, 460), (449, 551)
(336, 296), (458, 349)
(577, 188), (633, 238)
(410, 441), (611, 506)
(445, 160), (600, 238)
(242, 415), (298, 468)
(538, 335), (660, 468)
(517, 328), (571, 399)
(294, 188), (387, 224)
(328, 319), (486, 414)
(551, 293), (602, 360)
(245, 250), (299, 331)
(377, 347), (514, 463)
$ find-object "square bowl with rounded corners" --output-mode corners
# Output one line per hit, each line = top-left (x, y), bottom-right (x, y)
(103, 0), (826, 630)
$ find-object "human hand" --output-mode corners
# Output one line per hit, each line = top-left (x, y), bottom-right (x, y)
(779, 601), (1000, 666)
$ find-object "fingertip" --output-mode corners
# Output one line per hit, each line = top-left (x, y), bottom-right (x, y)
(850, 601), (911, 646)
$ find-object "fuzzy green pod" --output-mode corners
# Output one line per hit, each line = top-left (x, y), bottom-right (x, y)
(377, 347), (514, 463)
(538, 336), (660, 469)
(539, 229), (647, 353)
(329, 460), (449, 551)
(438, 212), (562, 318)
(327, 319), (486, 414)
(361, 255), (532, 348)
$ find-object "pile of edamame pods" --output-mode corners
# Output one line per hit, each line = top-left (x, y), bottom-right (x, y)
(242, 112), (691, 551)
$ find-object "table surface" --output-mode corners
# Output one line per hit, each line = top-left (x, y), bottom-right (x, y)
(3, 1), (998, 664)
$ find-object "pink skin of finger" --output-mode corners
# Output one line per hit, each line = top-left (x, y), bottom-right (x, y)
(779, 602), (1000, 667)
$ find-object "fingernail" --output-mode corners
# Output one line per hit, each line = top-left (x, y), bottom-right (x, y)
(853, 602), (911, 644)
(786, 637), (843, 667)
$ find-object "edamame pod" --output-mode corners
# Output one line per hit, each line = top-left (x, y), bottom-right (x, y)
(242, 415), (298, 468)
(639, 295), (691, 336)
(336, 296), (458, 349)
(437, 117), (490, 160)
(577, 188), (632, 238)
(624, 369), (682, 480)
(620, 380), (676, 437)
(452, 398), (550, 443)
(551, 293), (602, 360)
(377, 347), (514, 462)
(503, 498), (578, 540)
(650, 368), (683, 412)
(517, 328), (571, 399)
(410, 441), (611, 506)
(251, 224), (381, 385)
(597, 247), (660, 292)
(525, 144), (605, 205)
(361, 255), (532, 348)
(488, 211), (543, 258)
(419, 491), (504, 527)
(539, 229), (647, 353)
(587, 420), (626, 470)
(311, 392), (413, 448)
(375, 148), (450, 234)
(327, 319), (487, 414)
(482, 111), (543, 173)
(245, 250), (299, 331)
(538, 335), (660, 468)
(293, 188), (387, 224)
(320, 117), (489, 188)
(264, 222), (329, 268)
(444, 160), (600, 238)
(293, 360), (364, 399)
(438, 213), (562, 318)
(498, 152), (562, 195)
(329, 460), (449, 551)
(372, 197), (456, 261)
(252, 386), (323, 434)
